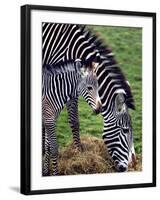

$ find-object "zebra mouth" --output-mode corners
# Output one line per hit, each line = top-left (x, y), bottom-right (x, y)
(93, 108), (102, 114)
(94, 109), (100, 114)
(93, 106), (102, 114)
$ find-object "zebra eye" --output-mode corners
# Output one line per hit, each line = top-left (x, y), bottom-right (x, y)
(123, 128), (129, 134)
(87, 86), (92, 91)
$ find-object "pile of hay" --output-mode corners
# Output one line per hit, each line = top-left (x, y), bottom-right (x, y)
(58, 135), (142, 175)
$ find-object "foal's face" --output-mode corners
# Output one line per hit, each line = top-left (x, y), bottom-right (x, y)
(79, 68), (102, 114)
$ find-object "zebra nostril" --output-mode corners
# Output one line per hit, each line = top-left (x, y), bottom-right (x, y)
(116, 164), (127, 172)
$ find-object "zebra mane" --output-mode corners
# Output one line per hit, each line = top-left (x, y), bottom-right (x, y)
(79, 25), (135, 110)
(43, 61), (82, 75)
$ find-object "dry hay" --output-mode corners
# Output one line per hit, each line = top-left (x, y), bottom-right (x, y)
(58, 135), (142, 175)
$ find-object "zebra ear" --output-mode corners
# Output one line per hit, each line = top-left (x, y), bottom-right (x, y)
(75, 59), (82, 68)
(115, 93), (126, 112)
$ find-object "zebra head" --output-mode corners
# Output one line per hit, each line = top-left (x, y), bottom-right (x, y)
(96, 59), (136, 172)
(77, 62), (102, 114)
(106, 91), (135, 172)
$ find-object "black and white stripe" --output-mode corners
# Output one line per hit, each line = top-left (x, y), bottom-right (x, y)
(42, 23), (99, 66)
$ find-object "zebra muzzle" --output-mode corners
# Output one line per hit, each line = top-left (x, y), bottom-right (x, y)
(116, 163), (128, 172)
(94, 101), (102, 114)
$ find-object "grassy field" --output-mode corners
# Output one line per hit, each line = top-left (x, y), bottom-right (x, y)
(56, 25), (142, 155)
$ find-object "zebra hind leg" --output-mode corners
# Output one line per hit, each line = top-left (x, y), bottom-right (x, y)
(66, 98), (82, 150)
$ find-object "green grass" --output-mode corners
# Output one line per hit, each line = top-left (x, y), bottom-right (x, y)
(56, 25), (142, 155)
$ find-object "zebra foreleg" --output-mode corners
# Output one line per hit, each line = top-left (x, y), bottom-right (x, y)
(44, 119), (59, 176)
(42, 122), (50, 176)
(66, 98), (82, 150)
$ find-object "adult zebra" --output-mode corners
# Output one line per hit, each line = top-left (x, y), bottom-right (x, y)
(42, 22), (136, 172)
(42, 60), (100, 175)
(94, 57), (136, 172)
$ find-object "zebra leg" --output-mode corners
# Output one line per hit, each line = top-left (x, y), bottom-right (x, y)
(45, 119), (59, 175)
(42, 122), (50, 176)
(66, 98), (82, 149)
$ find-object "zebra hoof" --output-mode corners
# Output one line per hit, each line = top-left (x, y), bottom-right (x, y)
(51, 171), (59, 176)
(42, 170), (50, 176)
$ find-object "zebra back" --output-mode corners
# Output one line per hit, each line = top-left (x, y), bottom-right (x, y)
(43, 23), (99, 67)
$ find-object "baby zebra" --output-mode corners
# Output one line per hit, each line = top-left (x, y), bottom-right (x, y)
(42, 60), (101, 175)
